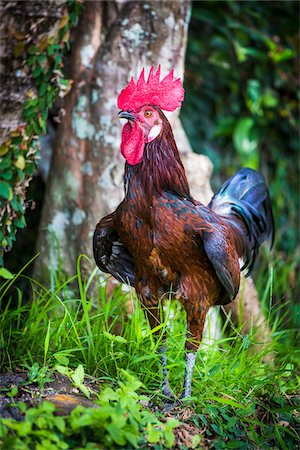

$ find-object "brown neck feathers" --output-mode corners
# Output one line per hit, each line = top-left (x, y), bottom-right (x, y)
(125, 108), (191, 201)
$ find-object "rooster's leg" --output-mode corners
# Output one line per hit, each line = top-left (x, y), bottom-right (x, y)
(159, 345), (176, 400)
(182, 303), (209, 398)
(183, 351), (197, 398)
(144, 304), (175, 401)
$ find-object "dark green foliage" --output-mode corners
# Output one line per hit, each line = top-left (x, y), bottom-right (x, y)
(0, 1), (82, 266)
(181, 0), (299, 317)
(182, 0), (298, 253)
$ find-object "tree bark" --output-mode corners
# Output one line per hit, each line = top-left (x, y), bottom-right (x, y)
(36, 0), (270, 341)
(0, 0), (66, 144)
(36, 0), (192, 277)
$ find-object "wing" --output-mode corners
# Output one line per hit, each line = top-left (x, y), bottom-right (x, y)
(194, 204), (241, 305)
(93, 212), (135, 286)
(201, 227), (241, 305)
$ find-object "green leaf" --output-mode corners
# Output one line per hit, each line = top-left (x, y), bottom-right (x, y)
(79, 384), (90, 399)
(28, 45), (38, 55)
(39, 82), (47, 96)
(0, 267), (14, 279)
(14, 217), (26, 229)
(192, 434), (202, 449)
(1, 170), (13, 180)
(44, 321), (51, 364)
(233, 117), (259, 169)
(227, 440), (245, 448)
(71, 364), (85, 386)
(106, 423), (127, 446)
(14, 155), (26, 170)
(104, 331), (127, 344)
(55, 365), (70, 376)
(211, 395), (247, 409)
(214, 116), (236, 137)
(54, 416), (66, 433)
(53, 354), (69, 366)
(11, 136), (23, 145)
(8, 386), (18, 398)
(147, 423), (161, 444)
(165, 418), (180, 430)
(262, 89), (278, 108)
(32, 65), (43, 78)
(124, 430), (139, 448)
(0, 181), (12, 200)
(37, 54), (47, 65)
(27, 55), (36, 66)
(211, 423), (223, 435)
(0, 156), (11, 170)
(163, 429), (175, 447)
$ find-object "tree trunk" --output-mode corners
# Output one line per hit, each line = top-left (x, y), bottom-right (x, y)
(0, 1), (66, 144)
(36, 0), (191, 277)
(36, 0), (270, 341)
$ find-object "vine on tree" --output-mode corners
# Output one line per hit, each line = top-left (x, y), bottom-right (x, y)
(0, 0), (83, 267)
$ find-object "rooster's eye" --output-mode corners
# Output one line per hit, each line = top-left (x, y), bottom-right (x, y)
(144, 110), (152, 117)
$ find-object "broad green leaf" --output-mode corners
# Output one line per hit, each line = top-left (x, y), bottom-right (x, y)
(15, 155), (26, 170)
(53, 354), (69, 366)
(147, 423), (161, 444)
(78, 384), (90, 399)
(0, 181), (12, 200)
(210, 395), (247, 409)
(106, 423), (127, 446)
(192, 434), (202, 449)
(0, 267), (14, 279)
(55, 365), (70, 376)
(71, 364), (85, 386)
(14, 216), (26, 229)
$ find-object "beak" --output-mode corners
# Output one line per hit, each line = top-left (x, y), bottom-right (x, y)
(118, 111), (136, 121)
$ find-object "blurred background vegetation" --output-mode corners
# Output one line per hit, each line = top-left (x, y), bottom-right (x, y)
(2, 0), (299, 328)
(181, 0), (299, 327)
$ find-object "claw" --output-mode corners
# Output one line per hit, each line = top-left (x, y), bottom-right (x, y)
(162, 384), (176, 401)
(161, 398), (182, 411)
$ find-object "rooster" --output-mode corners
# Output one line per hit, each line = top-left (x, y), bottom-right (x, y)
(93, 66), (274, 401)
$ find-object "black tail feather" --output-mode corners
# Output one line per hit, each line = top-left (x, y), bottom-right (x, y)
(209, 168), (274, 276)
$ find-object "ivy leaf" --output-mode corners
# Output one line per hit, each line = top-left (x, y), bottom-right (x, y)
(14, 217), (26, 229)
(28, 55), (36, 66)
(1, 170), (13, 180)
(14, 156), (26, 170)
(28, 45), (38, 55)
(37, 54), (47, 65)
(58, 15), (69, 29)
(0, 144), (9, 156)
(0, 181), (13, 200)
(39, 82), (47, 96)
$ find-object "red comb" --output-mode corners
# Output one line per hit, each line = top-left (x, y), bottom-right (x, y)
(117, 65), (184, 112)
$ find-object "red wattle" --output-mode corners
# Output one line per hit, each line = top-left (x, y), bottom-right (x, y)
(120, 122), (144, 165)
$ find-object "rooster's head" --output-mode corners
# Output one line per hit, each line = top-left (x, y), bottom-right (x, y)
(117, 66), (184, 166)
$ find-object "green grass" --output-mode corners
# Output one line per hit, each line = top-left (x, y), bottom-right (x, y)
(0, 255), (299, 449)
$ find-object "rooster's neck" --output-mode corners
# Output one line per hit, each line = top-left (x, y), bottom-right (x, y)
(124, 116), (191, 203)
